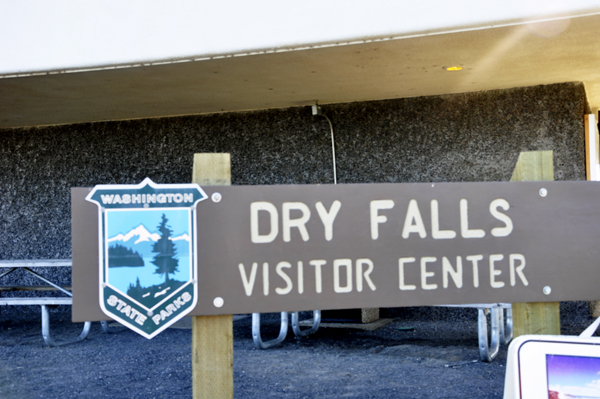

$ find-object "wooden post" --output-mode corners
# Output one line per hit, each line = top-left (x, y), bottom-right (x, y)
(191, 154), (233, 399)
(584, 114), (600, 317)
(510, 150), (560, 337)
(585, 114), (598, 182)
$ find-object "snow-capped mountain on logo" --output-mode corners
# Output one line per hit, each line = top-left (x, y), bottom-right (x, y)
(170, 233), (190, 242)
(108, 224), (160, 245)
(108, 224), (190, 258)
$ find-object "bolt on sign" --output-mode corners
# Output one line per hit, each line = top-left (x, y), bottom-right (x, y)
(72, 180), (600, 329)
(85, 178), (207, 339)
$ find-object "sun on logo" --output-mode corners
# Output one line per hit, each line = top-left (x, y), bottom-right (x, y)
(86, 178), (207, 339)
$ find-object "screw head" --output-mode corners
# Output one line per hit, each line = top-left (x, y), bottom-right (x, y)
(211, 192), (222, 203)
(213, 297), (224, 308)
(539, 188), (548, 197)
(543, 286), (552, 295)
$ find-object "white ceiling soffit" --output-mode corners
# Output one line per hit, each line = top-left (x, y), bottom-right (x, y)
(1, 1), (600, 128)
(2, 0), (600, 74)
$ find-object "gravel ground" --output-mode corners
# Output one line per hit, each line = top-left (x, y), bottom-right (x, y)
(0, 305), (594, 399)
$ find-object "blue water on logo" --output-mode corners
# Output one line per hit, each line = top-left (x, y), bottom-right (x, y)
(108, 256), (190, 294)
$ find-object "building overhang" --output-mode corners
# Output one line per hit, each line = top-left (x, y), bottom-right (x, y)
(2, 2), (600, 128)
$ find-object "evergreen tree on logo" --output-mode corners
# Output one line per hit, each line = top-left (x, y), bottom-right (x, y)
(151, 214), (179, 283)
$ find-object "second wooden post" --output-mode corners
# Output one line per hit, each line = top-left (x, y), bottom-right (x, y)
(511, 150), (561, 337)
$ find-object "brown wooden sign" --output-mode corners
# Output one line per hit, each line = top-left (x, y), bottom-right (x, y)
(72, 181), (600, 321)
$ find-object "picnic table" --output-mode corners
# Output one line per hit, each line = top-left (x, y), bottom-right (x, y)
(0, 259), (95, 346)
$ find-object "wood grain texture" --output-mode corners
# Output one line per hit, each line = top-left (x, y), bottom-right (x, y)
(510, 150), (560, 337)
(510, 150), (554, 182)
(191, 153), (233, 399)
(512, 302), (560, 336)
(192, 315), (233, 399)
(192, 153), (231, 187)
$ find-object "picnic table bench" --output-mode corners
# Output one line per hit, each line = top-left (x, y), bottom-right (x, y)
(0, 259), (96, 346)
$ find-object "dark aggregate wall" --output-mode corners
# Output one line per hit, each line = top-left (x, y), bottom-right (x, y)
(0, 82), (588, 317)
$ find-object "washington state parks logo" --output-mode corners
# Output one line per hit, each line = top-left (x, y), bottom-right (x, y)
(86, 178), (207, 338)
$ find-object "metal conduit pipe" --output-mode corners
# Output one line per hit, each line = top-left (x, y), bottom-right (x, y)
(310, 104), (334, 336)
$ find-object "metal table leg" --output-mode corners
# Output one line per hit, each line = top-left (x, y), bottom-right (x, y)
(291, 310), (321, 337)
(41, 305), (92, 347)
(100, 320), (120, 333)
(252, 312), (288, 349)
(478, 307), (501, 362)
(500, 307), (513, 345)
(0, 267), (17, 279)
